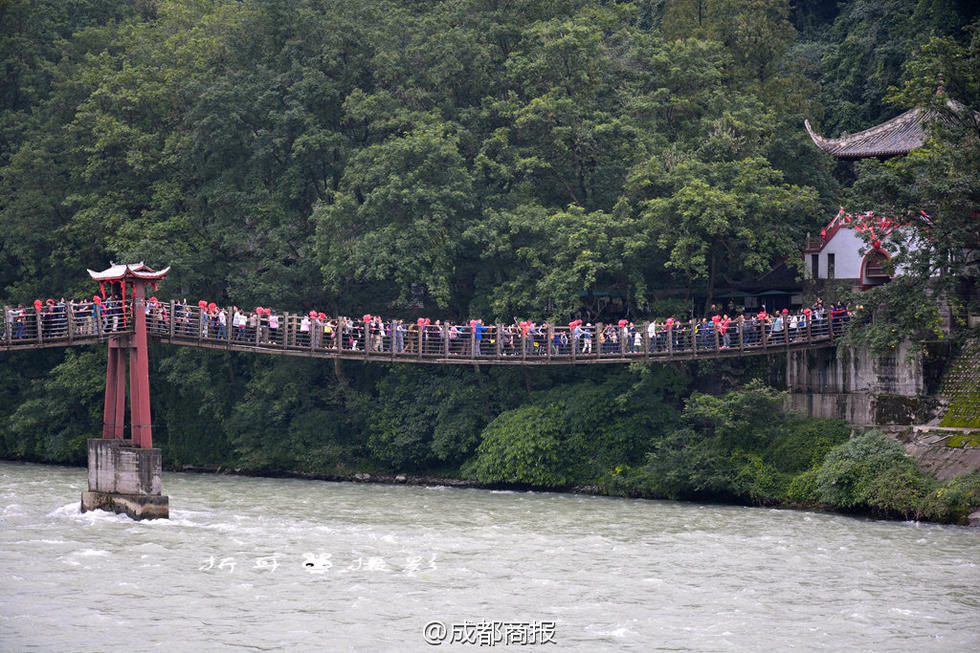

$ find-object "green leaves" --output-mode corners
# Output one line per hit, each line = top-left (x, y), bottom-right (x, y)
(463, 404), (573, 486)
(467, 202), (645, 318)
(314, 124), (474, 310)
(636, 156), (818, 309)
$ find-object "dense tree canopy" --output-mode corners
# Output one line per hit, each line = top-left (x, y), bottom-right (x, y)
(2, 0), (975, 315)
(1, 0), (977, 521)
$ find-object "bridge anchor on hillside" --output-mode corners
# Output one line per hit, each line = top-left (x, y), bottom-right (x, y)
(79, 263), (170, 520)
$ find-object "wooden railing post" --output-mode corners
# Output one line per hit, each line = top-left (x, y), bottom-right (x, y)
(496, 324), (503, 358)
(67, 302), (75, 343)
(738, 318), (744, 352)
(570, 324), (577, 362)
(643, 322), (650, 361)
(690, 319), (697, 358)
(667, 323), (674, 357)
(595, 322), (603, 358)
(3, 306), (10, 343)
(828, 310), (835, 342)
(197, 306), (204, 344)
(36, 310), (43, 344)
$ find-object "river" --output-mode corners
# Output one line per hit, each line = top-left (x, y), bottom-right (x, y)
(0, 461), (976, 651)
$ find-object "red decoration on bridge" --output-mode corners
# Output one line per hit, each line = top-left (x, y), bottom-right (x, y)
(88, 263), (170, 449)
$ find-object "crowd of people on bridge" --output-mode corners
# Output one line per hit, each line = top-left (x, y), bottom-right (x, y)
(2, 296), (128, 340)
(4, 294), (853, 357)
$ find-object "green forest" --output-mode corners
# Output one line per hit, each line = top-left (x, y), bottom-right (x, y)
(1, 0), (978, 522)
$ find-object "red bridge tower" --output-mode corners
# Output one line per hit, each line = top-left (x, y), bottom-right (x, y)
(81, 263), (170, 520)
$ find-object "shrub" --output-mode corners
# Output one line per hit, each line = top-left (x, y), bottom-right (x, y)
(811, 430), (934, 515)
(462, 404), (578, 486)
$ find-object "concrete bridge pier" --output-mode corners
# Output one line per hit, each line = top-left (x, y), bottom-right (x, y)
(81, 438), (169, 519)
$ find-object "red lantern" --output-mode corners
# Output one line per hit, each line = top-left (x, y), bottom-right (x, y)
(618, 319), (627, 328)
(309, 311), (316, 319)
(208, 302), (217, 312)
(198, 300), (207, 309)
(33, 299), (42, 311)
(318, 312), (326, 321)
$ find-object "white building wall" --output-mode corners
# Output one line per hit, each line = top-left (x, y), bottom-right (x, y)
(806, 228), (865, 279)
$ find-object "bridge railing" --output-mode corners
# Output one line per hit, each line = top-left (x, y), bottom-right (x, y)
(2, 300), (135, 349)
(153, 302), (845, 363)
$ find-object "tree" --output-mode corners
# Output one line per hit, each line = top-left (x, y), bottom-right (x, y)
(841, 23), (980, 349)
(314, 124), (475, 311)
(466, 202), (647, 319)
(635, 156), (818, 311)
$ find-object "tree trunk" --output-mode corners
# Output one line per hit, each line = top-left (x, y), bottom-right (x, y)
(704, 250), (717, 315)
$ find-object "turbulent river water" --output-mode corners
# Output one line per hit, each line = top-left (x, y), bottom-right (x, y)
(1, 461), (977, 652)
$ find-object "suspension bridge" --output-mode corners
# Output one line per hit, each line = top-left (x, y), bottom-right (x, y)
(0, 264), (845, 520)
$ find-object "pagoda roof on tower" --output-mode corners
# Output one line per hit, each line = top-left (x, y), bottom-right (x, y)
(88, 262), (170, 282)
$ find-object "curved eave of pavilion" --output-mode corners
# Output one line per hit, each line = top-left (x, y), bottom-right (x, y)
(88, 263), (170, 281)
(804, 107), (926, 159)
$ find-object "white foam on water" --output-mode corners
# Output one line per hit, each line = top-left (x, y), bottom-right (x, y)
(47, 502), (131, 524)
(584, 623), (635, 639)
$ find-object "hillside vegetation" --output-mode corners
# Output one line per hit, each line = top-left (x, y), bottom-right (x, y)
(1, 1), (977, 522)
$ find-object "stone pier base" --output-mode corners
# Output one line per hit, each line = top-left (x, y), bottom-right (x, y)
(80, 438), (169, 520)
